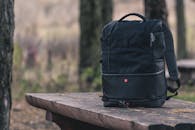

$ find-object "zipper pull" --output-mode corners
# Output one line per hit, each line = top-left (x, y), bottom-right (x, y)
(150, 33), (155, 47)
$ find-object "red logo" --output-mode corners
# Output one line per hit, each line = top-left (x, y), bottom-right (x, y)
(124, 78), (128, 83)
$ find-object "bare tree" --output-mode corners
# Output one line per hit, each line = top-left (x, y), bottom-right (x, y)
(176, 0), (187, 59)
(144, 0), (168, 25)
(79, 0), (113, 90)
(0, 0), (15, 129)
(100, 0), (113, 25)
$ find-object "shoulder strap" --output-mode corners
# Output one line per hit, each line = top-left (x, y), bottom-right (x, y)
(162, 22), (181, 100)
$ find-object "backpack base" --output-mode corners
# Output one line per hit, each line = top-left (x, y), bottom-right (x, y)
(102, 96), (166, 108)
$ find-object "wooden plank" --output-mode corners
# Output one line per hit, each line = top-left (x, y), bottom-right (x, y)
(26, 93), (195, 130)
(177, 60), (195, 70)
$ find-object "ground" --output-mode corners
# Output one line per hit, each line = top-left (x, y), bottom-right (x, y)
(10, 100), (59, 130)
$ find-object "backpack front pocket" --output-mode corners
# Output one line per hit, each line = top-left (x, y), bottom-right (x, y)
(102, 70), (167, 100)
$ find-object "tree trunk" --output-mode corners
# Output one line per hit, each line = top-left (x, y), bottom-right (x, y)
(100, 0), (113, 25)
(79, 0), (101, 73)
(79, 0), (113, 91)
(0, 0), (15, 129)
(47, 48), (52, 71)
(176, 0), (187, 59)
(144, 0), (168, 25)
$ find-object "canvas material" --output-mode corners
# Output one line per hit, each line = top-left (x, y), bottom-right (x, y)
(101, 14), (179, 107)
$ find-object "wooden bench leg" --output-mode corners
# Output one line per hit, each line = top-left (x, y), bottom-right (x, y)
(46, 111), (110, 130)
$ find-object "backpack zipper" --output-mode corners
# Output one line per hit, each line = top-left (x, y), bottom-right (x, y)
(150, 32), (155, 47)
(102, 69), (164, 76)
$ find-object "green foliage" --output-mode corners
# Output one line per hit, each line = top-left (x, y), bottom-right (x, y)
(13, 43), (23, 69)
(176, 95), (195, 102)
(175, 86), (195, 102)
(46, 74), (68, 92)
(80, 67), (101, 91)
(187, 27), (195, 57)
(13, 79), (43, 100)
(20, 79), (42, 92)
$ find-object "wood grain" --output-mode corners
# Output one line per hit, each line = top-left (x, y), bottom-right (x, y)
(177, 60), (195, 70)
(26, 93), (195, 130)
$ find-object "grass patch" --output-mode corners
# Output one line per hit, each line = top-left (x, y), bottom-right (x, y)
(175, 86), (195, 102)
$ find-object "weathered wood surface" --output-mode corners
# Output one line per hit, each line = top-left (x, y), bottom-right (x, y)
(177, 60), (195, 70)
(26, 93), (195, 130)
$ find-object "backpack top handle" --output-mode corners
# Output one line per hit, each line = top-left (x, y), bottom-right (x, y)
(119, 13), (146, 22)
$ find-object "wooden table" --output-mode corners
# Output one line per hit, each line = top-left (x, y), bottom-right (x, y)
(177, 59), (195, 84)
(26, 93), (195, 130)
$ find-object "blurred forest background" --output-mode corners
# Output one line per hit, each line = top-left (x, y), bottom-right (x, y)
(10, 0), (195, 130)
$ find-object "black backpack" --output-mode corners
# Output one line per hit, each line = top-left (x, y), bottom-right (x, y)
(101, 13), (180, 108)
